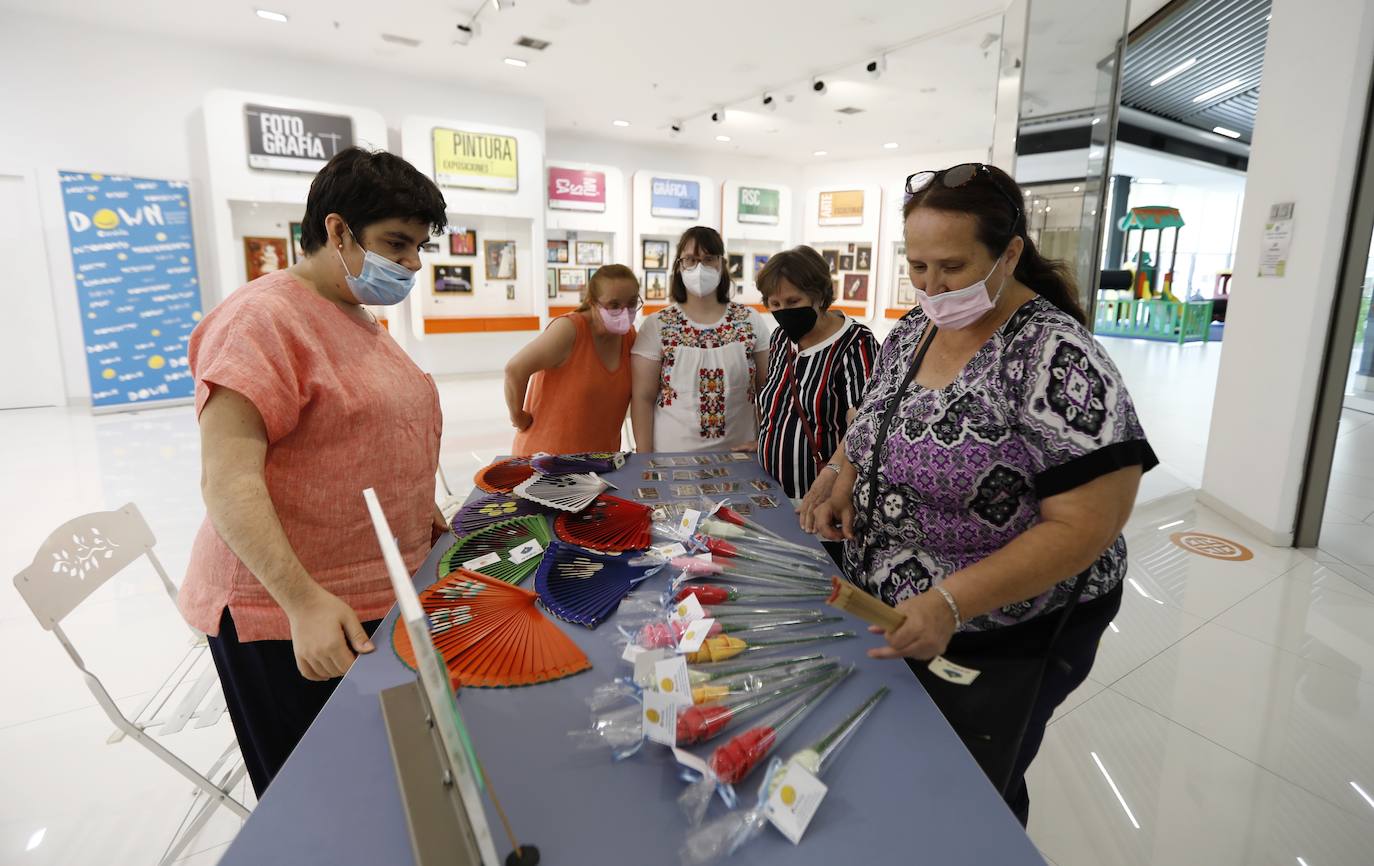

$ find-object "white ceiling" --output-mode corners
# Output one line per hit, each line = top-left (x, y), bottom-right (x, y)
(2, 0), (1174, 163)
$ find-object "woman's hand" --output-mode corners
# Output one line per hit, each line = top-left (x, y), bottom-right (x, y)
(867, 590), (958, 661)
(812, 492), (854, 541)
(798, 470), (838, 534)
(511, 410), (533, 432)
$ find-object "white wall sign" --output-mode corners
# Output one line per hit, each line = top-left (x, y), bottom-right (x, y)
(1258, 201), (1295, 277)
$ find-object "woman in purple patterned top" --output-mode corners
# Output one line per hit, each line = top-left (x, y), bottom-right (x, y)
(813, 163), (1157, 824)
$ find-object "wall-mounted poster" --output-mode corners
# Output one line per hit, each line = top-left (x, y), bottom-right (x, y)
(575, 240), (604, 266)
(842, 273), (869, 302)
(645, 269), (668, 300)
(547, 239), (569, 263)
(548, 166), (606, 212)
(288, 222), (304, 264)
(643, 239), (669, 269)
(433, 264), (473, 293)
(245, 104), (353, 173)
(753, 254), (770, 275)
(856, 245), (872, 272)
(546, 267), (558, 299)
(60, 170), (203, 410)
(244, 236), (288, 281)
(822, 249), (838, 274)
(839, 254), (855, 272)
(432, 128), (519, 191)
(450, 229), (478, 256)
(726, 254), (744, 280)
(738, 186), (780, 225)
(558, 267), (586, 293)
(818, 190), (865, 226)
(485, 240), (517, 279)
(650, 177), (700, 219)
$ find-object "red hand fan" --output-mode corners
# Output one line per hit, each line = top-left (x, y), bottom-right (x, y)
(392, 568), (591, 688)
(474, 458), (536, 493)
(553, 495), (652, 553)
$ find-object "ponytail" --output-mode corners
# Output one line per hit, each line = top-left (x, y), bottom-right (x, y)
(1012, 234), (1085, 326)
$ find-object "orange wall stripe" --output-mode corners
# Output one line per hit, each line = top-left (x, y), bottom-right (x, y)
(423, 315), (541, 334)
(547, 305), (580, 317)
(884, 307), (911, 319)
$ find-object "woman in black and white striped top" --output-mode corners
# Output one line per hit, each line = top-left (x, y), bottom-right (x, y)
(755, 246), (879, 518)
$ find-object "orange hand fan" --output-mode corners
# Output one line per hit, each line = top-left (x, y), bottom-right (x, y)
(392, 568), (591, 688)
(474, 458), (536, 493)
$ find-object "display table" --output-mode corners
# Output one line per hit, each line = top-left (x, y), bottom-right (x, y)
(218, 453), (1045, 865)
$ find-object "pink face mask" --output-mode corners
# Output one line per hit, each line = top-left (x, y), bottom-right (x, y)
(915, 259), (1008, 330)
(597, 305), (632, 335)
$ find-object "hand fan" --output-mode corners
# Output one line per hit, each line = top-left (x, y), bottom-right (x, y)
(474, 457), (536, 493)
(392, 568), (591, 688)
(554, 495), (653, 552)
(452, 491), (556, 534)
(439, 515), (553, 585)
(514, 472), (609, 513)
(531, 451), (627, 475)
(533, 540), (658, 628)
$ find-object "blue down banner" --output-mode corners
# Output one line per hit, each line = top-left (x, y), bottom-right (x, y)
(60, 171), (203, 410)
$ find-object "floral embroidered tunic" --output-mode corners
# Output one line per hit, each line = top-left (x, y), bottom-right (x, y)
(841, 297), (1157, 631)
(632, 303), (769, 452)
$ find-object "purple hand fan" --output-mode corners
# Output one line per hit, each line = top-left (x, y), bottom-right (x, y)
(530, 452), (627, 475)
(533, 540), (659, 628)
(452, 491), (555, 534)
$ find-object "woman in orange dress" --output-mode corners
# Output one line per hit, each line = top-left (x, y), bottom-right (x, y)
(506, 264), (641, 455)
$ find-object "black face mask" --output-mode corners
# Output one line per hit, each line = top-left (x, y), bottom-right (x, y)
(773, 306), (819, 343)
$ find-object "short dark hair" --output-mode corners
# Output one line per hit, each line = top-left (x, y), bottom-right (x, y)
(300, 147), (448, 254)
(755, 245), (834, 309)
(669, 225), (731, 304)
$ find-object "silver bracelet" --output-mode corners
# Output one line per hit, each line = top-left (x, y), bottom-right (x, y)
(934, 585), (963, 631)
(825, 462), (841, 475)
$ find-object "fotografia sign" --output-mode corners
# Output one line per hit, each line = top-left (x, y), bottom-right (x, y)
(245, 104), (354, 172)
(433, 128), (520, 192)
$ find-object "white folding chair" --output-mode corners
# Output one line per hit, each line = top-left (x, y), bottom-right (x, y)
(437, 463), (466, 522)
(12, 502), (249, 864)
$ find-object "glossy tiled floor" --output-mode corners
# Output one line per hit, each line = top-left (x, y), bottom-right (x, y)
(2, 341), (1372, 865)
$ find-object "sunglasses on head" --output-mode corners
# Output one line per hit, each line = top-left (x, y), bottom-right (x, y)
(905, 162), (1023, 227)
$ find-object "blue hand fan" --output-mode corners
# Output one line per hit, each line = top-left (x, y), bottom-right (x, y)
(533, 540), (659, 628)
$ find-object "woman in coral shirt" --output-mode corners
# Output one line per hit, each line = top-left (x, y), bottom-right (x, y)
(505, 264), (640, 455)
(181, 148), (448, 795)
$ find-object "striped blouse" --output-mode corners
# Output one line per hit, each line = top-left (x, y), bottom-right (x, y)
(756, 315), (879, 499)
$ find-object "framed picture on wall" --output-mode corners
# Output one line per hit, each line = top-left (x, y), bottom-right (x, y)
(645, 269), (668, 300)
(433, 264), (473, 293)
(485, 240), (517, 280)
(842, 273), (869, 302)
(839, 254), (855, 271)
(506, 285), (516, 301)
(752, 253), (770, 276)
(288, 222), (304, 264)
(558, 267), (587, 293)
(244, 236), (288, 281)
(587, 268), (598, 285)
(643, 239), (669, 270)
(727, 254), (744, 280)
(856, 245), (872, 272)
(822, 249), (838, 274)
(895, 275), (916, 306)
(847, 243), (856, 254)
(547, 239), (569, 263)
(450, 229), (478, 256)
(575, 240), (605, 266)
(546, 267), (558, 299)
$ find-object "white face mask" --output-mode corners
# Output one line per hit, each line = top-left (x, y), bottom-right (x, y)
(681, 264), (722, 298)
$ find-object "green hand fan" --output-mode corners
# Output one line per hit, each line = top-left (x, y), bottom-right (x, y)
(439, 515), (552, 585)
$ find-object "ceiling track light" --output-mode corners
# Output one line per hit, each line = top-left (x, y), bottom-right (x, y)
(812, 78), (827, 95)
(668, 121), (683, 138)
(865, 56), (886, 79)
(709, 107), (726, 124)
(761, 92), (776, 111)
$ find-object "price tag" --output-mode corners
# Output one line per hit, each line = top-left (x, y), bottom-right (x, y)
(461, 551), (502, 571)
(679, 508), (702, 538)
(632, 648), (670, 686)
(651, 542), (688, 560)
(671, 745), (711, 777)
(669, 594), (706, 627)
(507, 539), (544, 564)
(642, 691), (678, 745)
(653, 656), (694, 706)
(766, 762), (829, 844)
(676, 618), (715, 654)
(927, 655), (981, 685)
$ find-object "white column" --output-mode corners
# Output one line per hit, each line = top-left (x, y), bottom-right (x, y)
(1199, 0), (1374, 545)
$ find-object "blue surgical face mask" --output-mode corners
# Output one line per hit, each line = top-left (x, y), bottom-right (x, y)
(336, 226), (416, 306)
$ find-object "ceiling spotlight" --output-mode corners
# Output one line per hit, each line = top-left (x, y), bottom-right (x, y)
(503, 57), (527, 67)
(882, 142), (899, 149)
(812, 149), (827, 157)
(865, 56), (886, 79)
(255, 8), (288, 22)
(812, 78), (827, 95)
(761, 93), (776, 112)
(454, 23), (476, 45)
(715, 135), (731, 142)
(709, 107), (726, 124)
(1212, 126), (1242, 139)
